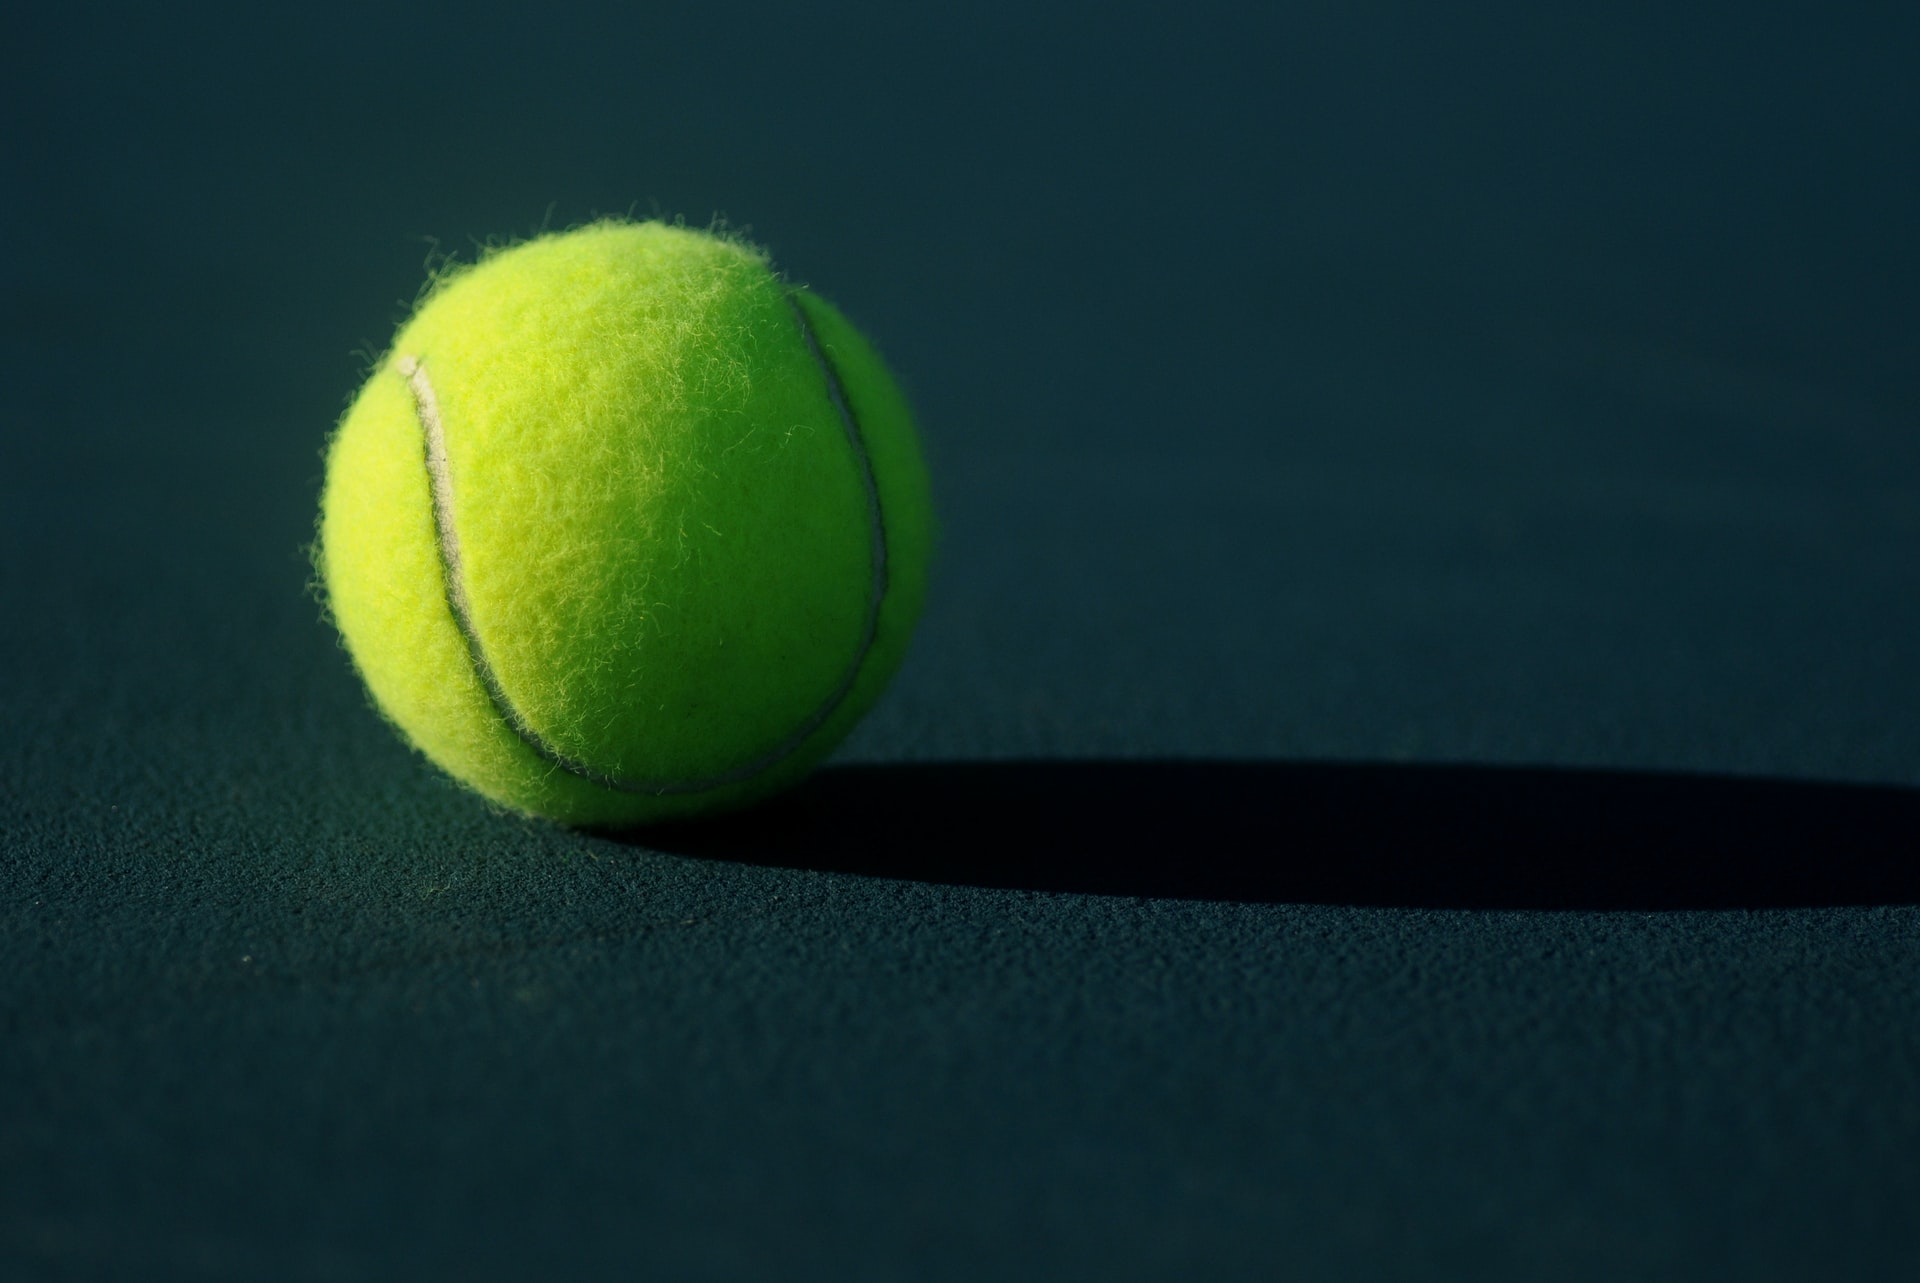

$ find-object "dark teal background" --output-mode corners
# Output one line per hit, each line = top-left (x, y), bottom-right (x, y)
(4, 2), (1918, 1278)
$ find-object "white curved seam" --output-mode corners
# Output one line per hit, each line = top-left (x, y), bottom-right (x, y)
(399, 304), (886, 797)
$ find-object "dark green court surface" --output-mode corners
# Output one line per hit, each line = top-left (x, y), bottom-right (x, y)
(5, 3), (1917, 1279)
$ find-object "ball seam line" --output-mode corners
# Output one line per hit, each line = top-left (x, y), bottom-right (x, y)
(789, 289), (891, 645)
(399, 353), (584, 785)
(396, 292), (887, 799)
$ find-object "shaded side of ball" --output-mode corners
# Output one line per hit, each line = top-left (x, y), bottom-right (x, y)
(317, 220), (932, 825)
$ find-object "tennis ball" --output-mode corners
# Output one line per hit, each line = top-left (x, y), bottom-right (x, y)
(317, 220), (932, 827)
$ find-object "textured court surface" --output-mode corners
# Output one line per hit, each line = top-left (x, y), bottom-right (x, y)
(5, 3), (1917, 1279)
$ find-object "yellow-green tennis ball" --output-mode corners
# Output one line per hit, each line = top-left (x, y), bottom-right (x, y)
(317, 220), (933, 827)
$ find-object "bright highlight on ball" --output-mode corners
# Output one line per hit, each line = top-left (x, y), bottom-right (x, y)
(317, 220), (933, 826)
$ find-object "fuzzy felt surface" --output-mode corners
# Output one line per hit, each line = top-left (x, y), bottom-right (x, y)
(319, 222), (932, 825)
